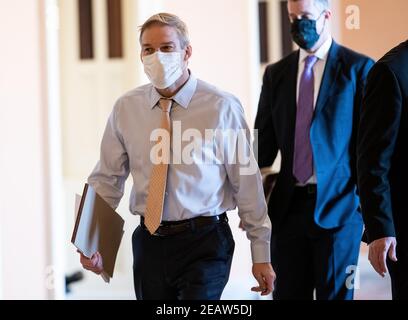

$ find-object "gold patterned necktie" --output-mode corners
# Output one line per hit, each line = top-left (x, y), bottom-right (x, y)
(144, 98), (173, 234)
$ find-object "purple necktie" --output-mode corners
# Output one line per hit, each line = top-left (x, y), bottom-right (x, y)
(293, 55), (318, 184)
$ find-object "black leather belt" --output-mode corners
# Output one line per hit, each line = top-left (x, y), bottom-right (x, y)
(141, 213), (228, 237)
(294, 184), (317, 195)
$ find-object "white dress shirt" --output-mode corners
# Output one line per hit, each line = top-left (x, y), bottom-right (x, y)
(296, 36), (333, 185)
(88, 73), (272, 263)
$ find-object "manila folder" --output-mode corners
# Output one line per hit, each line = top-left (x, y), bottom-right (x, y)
(71, 183), (125, 278)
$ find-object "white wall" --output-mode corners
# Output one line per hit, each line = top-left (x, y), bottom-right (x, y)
(0, 0), (51, 299)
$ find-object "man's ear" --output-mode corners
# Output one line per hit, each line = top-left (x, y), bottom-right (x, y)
(324, 9), (332, 20)
(184, 45), (192, 61)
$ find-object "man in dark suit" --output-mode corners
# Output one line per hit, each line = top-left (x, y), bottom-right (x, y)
(357, 40), (408, 300)
(254, 0), (374, 300)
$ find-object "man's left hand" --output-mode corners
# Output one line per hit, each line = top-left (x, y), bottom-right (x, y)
(368, 237), (397, 277)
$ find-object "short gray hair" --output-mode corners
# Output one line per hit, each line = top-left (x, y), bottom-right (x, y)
(288, 0), (330, 11)
(315, 0), (330, 10)
(139, 13), (190, 49)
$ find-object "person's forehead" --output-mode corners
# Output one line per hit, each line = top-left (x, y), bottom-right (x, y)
(288, 0), (318, 12)
(141, 25), (178, 43)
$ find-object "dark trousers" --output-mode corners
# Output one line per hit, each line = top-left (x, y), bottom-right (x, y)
(388, 236), (408, 300)
(132, 220), (235, 300)
(271, 187), (363, 300)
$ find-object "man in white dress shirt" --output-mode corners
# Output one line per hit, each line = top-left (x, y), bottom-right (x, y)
(78, 13), (275, 300)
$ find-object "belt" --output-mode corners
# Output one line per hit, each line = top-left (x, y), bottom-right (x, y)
(294, 184), (317, 195)
(140, 213), (228, 237)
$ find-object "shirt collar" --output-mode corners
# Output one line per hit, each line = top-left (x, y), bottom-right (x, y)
(148, 71), (198, 109)
(299, 36), (333, 63)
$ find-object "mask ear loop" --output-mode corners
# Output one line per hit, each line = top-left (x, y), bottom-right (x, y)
(317, 10), (327, 36)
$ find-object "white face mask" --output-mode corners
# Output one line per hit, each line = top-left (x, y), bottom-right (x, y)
(142, 51), (184, 89)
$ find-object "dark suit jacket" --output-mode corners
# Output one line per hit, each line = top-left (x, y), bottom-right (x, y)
(255, 41), (374, 233)
(357, 40), (408, 243)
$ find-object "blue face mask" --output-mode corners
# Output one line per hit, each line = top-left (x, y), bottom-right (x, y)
(290, 12), (325, 50)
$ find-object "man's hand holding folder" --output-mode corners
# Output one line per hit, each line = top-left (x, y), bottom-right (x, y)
(72, 183), (125, 282)
(78, 251), (104, 275)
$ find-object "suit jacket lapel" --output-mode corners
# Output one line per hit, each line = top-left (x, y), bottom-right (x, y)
(314, 41), (342, 116)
